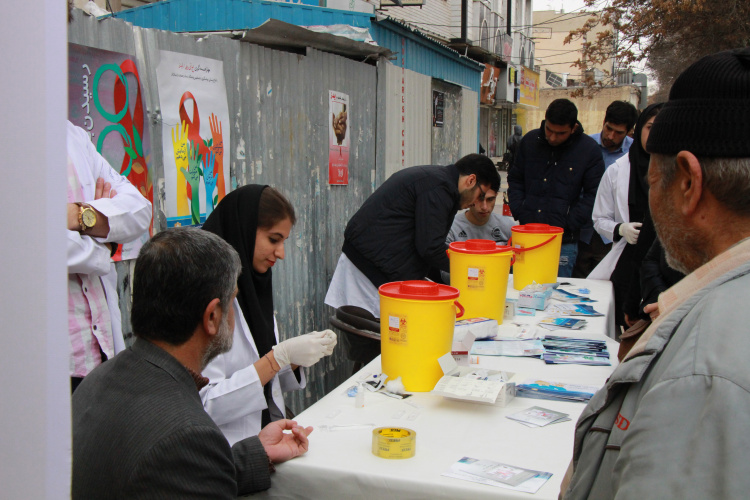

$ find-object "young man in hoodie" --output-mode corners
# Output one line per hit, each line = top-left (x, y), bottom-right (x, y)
(507, 99), (605, 277)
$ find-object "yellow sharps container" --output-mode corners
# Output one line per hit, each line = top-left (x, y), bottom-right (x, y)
(448, 239), (512, 324)
(379, 281), (464, 392)
(510, 223), (564, 290)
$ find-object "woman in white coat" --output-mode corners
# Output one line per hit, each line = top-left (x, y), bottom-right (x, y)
(589, 103), (663, 326)
(201, 185), (336, 446)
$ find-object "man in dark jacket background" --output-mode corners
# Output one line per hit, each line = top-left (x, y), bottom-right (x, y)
(507, 98), (605, 277)
(325, 154), (500, 317)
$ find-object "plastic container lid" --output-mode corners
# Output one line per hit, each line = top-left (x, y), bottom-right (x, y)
(511, 223), (564, 234)
(379, 280), (460, 300)
(449, 239), (513, 254)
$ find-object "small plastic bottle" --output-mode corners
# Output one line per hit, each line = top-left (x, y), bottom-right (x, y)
(355, 382), (365, 408)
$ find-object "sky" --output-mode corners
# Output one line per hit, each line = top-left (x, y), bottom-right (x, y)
(539, 0), (594, 13)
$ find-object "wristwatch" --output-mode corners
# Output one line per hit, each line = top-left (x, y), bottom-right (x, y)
(76, 203), (97, 233)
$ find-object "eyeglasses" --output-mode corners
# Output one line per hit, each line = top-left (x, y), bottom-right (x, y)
(477, 184), (488, 200)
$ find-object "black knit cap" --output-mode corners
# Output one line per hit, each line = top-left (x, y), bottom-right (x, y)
(647, 46), (750, 157)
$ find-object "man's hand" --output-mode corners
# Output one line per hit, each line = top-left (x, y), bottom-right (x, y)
(643, 302), (660, 321)
(67, 177), (113, 237)
(258, 419), (313, 464)
(94, 177), (115, 200)
(619, 222), (642, 245)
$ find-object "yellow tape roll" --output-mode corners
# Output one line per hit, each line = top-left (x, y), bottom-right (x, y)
(371, 427), (416, 459)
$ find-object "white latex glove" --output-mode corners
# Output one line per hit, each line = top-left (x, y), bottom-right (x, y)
(619, 222), (642, 245)
(272, 330), (337, 368)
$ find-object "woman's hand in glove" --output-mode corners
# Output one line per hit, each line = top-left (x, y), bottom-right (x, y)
(272, 330), (337, 368)
(619, 222), (642, 245)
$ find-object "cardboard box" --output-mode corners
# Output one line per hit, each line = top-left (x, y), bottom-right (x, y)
(431, 353), (517, 406)
(453, 317), (498, 344)
(504, 298), (517, 320)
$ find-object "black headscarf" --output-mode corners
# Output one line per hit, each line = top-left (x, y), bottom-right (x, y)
(627, 102), (665, 222)
(202, 184), (277, 358)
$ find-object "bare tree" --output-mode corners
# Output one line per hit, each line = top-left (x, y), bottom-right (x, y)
(565, 0), (750, 96)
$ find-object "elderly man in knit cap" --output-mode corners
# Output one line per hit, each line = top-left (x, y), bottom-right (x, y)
(561, 47), (750, 499)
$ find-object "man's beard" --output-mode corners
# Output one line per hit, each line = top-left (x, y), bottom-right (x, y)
(459, 186), (477, 209)
(652, 197), (709, 275)
(201, 314), (234, 370)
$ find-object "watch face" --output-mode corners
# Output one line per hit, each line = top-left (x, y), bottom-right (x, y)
(82, 208), (97, 228)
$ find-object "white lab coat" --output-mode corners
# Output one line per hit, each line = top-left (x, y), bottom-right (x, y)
(588, 155), (631, 280)
(201, 298), (306, 446)
(67, 121), (153, 353)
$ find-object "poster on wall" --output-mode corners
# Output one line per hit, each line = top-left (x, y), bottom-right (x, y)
(68, 43), (153, 261)
(329, 90), (349, 185)
(156, 50), (231, 227)
(520, 67), (540, 107)
(432, 90), (444, 127)
(480, 64), (500, 105)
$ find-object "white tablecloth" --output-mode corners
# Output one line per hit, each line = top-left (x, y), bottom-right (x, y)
(248, 278), (617, 499)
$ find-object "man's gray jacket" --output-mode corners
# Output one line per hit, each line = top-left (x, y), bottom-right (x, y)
(72, 339), (270, 499)
(564, 258), (750, 499)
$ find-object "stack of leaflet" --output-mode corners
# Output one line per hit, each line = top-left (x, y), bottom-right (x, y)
(516, 379), (599, 402)
(547, 303), (604, 317)
(470, 339), (544, 357)
(552, 288), (596, 303)
(537, 317), (588, 331)
(540, 335), (611, 366)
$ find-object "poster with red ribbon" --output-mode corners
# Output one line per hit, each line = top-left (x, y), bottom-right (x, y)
(156, 50), (231, 227)
(68, 43), (153, 261)
(328, 90), (350, 185)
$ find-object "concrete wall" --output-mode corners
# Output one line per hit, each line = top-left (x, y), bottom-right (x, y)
(1, 2), (71, 498)
(431, 79), (463, 165)
(524, 85), (641, 137)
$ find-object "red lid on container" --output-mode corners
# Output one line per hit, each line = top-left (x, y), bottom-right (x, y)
(511, 223), (564, 234)
(379, 280), (460, 300)
(449, 239), (513, 255)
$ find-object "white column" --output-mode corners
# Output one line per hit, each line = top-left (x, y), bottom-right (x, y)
(0, 1), (70, 498)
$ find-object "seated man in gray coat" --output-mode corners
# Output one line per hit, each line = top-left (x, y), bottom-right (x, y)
(72, 227), (312, 499)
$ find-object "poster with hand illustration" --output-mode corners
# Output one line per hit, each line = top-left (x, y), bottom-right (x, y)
(329, 90), (349, 185)
(156, 50), (230, 227)
(68, 43), (153, 261)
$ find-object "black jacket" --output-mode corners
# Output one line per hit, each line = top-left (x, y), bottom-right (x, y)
(640, 237), (685, 311)
(343, 164), (461, 287)
(507, 121), (604, 242)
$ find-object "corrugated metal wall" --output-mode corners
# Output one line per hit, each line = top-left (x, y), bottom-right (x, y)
(430, 79), (463, 165)
(69, 12), (377, 414)
(370, 19), (482, 94)
(378, 61), (431, 180)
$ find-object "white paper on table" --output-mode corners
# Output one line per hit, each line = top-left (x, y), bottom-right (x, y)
(496, 323), (539, 340)
(506, 406), (569, 427)
(432, 376), (507, 404)
(470, 340), (544, 357)
(443, 457), (552, 493)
